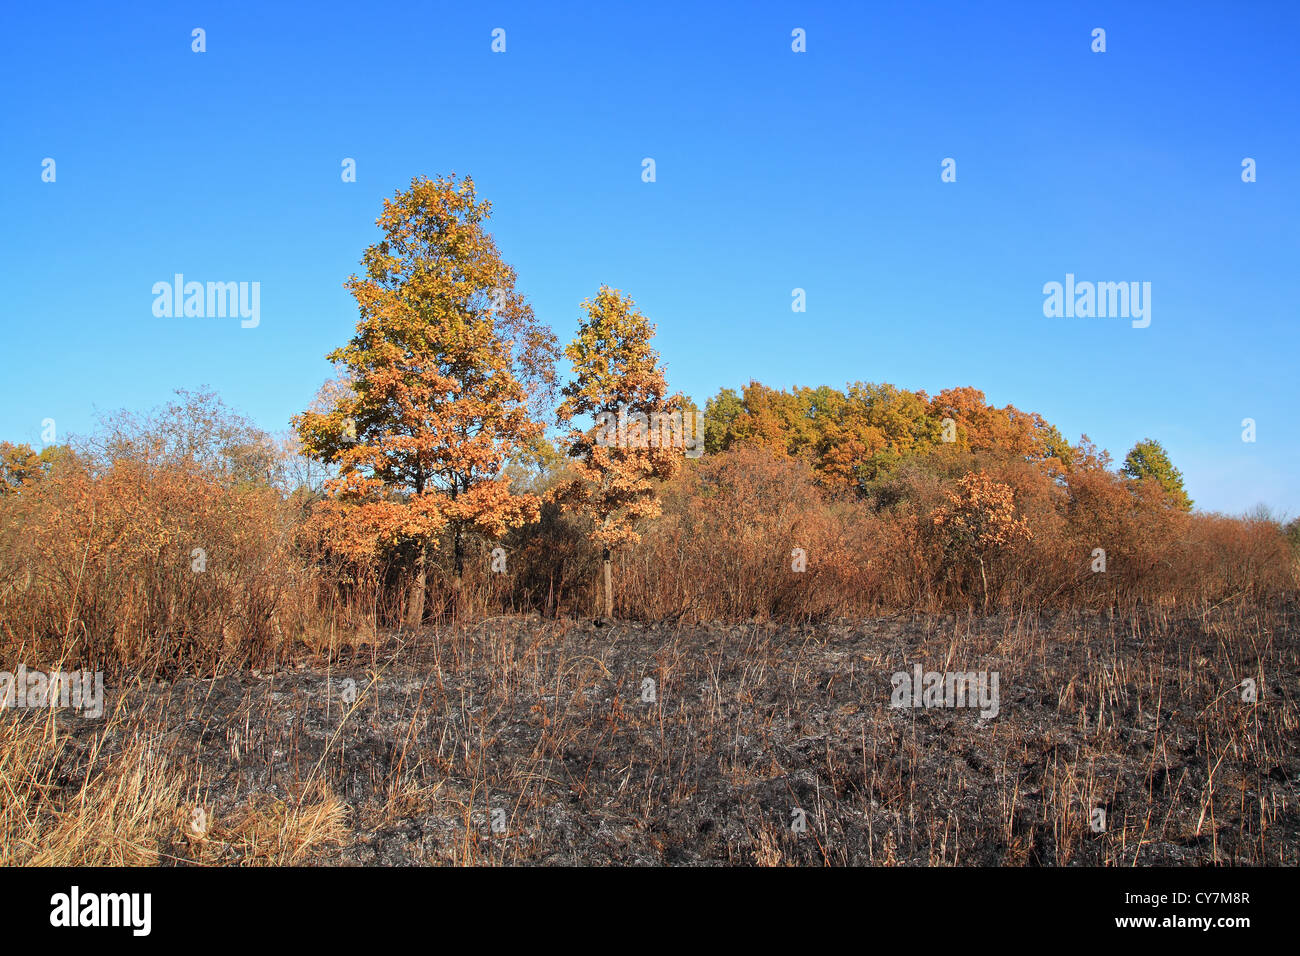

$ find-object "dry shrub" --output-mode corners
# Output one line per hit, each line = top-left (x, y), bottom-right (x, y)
(2, 401), (1294, 661)
(293, 512), (394, 641)
(614, 447), (875, 621)
(0, 455), (316, 676)
(1048, 465), (1295, 608)
(1162, 510), (1295, 604)
(931, 470), (1033, 609)
(614, 446), (1297, 619)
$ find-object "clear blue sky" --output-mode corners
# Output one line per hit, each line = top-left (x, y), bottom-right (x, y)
(2, 1), (1296, 515)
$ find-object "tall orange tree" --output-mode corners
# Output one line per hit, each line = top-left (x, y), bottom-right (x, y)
(552, 287), (682, 619)
(294, 174), (557, 625)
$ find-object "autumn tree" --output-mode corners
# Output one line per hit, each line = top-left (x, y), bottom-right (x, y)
(931, 470), (1032, 609)
(928, 386), (1071, 477)
(0, 442), (68, 495)
(1121, 438), (1192, 512)
(819, 382), (939, 491)
(703, 387), (744, 455)
(712, 382), (799, 459)
(551, 286), (682, 619)
(294, 174), (558, 625)
(702, 380), (1074, 496)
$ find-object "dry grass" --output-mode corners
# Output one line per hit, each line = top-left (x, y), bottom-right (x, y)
(1, 709), (184, 866)
(1, 700), (353, 868)
(185, 787), (351, 866)
(5, 597), (1291, 867)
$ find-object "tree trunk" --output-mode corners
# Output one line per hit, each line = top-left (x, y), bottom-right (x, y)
(405, 548), (426, 628)
(602, 547), (613, 620)
(453, 526), (464, 578)
(977, 555), (988, 612)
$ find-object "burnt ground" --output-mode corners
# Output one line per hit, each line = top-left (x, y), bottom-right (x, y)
(38, 603), (1300, 865)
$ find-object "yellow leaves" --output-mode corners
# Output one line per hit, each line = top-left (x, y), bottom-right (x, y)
(295, 173), (559, 566)
(0, 442), (46, 495)
(552, 287), (685, 555)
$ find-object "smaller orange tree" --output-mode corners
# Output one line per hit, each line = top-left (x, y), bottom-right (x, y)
(931, 470), (1032, 608)
(551, 287), (683, 619)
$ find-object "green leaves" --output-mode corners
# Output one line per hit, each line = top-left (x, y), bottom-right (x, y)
(1122, 438), (1193, 512)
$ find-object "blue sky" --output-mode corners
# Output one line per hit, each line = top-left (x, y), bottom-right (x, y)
(2, 1), (1296, 515)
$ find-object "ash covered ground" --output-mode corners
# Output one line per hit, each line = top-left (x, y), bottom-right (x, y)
(44, 604), (1300, 865)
